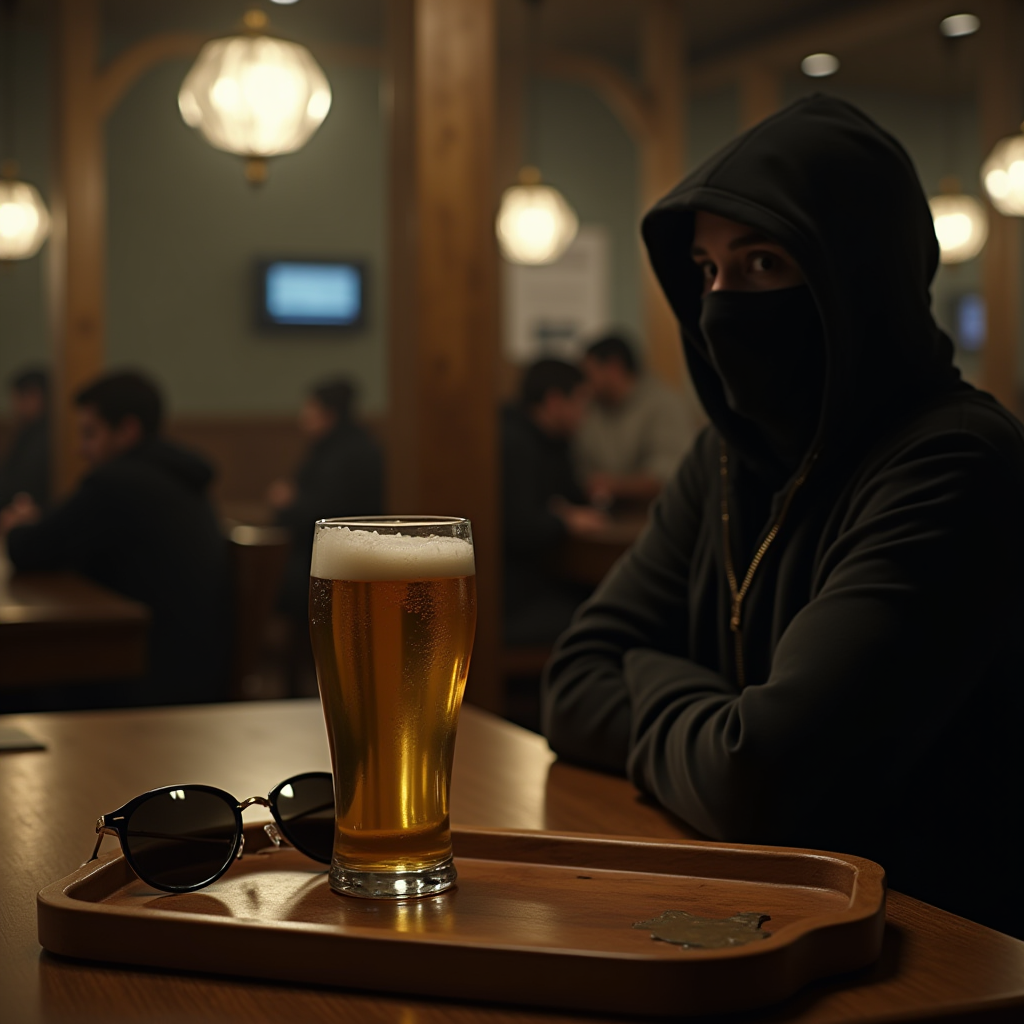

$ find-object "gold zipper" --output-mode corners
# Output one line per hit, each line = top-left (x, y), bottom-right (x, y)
(719, 442), (814, 688)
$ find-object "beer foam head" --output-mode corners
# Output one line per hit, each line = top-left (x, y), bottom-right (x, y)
(311, 526), (476, 581)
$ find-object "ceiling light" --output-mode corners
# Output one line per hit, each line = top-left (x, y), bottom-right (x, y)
(800, 53), (840, 78)
(939, 13), (980, 37)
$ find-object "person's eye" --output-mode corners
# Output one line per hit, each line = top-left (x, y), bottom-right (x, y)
(698, 261), (716, 283)
(750, 252), (778, 273)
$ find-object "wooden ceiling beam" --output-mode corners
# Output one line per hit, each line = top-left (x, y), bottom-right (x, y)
(540, 50), (652, 143)
(95, 32), (210, 119)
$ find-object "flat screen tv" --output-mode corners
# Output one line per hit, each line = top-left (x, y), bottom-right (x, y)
(258, 259), (366, 329)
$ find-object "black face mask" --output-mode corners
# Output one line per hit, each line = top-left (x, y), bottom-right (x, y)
(698, 285), (826, 463)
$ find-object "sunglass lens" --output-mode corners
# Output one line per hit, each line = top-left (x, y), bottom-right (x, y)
(272, 774), (334, 863)
(124, 788), (238, 891)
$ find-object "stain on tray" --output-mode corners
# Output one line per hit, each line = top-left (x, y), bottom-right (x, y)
(633, 910), (771, 950)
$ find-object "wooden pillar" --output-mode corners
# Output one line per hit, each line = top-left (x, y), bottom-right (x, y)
(51, 0), (104, 497)
(386, 0), (503, 713)
(639, 0), (687, 388)
(978, 0), (1022, 414)
(494, 0), (528, 403)
(739, 67), (782, 130)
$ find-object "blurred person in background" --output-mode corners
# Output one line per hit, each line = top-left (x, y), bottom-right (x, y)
(0, 367), (50, 512)
(269, 377), (383, 635)
(575, 333), (697, 509)
(1, 371), (228, 707)
(503, 358), (608, 647)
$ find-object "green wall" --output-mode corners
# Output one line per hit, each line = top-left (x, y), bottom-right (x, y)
(0, 15), (1019, 414)
(105, 58), (387, 414)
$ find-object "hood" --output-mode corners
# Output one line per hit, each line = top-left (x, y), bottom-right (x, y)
(127, 438), (215, 493)
(642, 94), (960, 477)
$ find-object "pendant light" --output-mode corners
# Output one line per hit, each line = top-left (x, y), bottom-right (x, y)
(981, 124), (1024, 217)
(178, 9), (332, 184)
(497, 165), (578, 265)
(0, 163), (50, 260)
(495, 0), (578, 265)
(0, 0), (50, 260)
(929, 182), (988, 264)
(972, 6), (1024, 217)
(926, 25), (987, 262)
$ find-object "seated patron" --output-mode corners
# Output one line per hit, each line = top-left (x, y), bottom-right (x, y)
(574, 334), (696, 508)
(502, 359), (608, 646)
(2, 372), (229, 706)
(269, 378), (383, 623)
(0, 367), (50, 511)
(542, 96), (1024, 938)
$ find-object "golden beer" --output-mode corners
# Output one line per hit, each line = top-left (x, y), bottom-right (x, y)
(309, 518), (476, 898)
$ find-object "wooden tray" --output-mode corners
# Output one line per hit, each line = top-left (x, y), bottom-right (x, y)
(37, 825), (886, 1017)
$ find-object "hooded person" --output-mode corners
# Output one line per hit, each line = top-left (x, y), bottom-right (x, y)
(3, 372), (229, 708)
(540, 95), (1024, 938)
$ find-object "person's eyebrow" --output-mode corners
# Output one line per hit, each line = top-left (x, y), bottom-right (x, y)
(690, 232), (776, 258)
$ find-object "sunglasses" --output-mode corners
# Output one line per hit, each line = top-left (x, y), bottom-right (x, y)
(88, 771), (334, 893)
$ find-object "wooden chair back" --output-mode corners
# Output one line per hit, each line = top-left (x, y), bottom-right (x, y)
(226, 524), (290, 699)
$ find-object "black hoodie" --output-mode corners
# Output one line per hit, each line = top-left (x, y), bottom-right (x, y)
(541, 96), (1024, 937)
(7, 438), (229, 705)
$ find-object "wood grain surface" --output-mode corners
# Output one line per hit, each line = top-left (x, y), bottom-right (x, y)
(37, 826), (884, 1016)
(3, 700), (1024, 1023)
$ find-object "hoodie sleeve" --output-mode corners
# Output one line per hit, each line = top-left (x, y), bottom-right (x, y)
(6, 473), (115, 571)
(621, 419), (1024, 843)
(540, 430), (711, 773)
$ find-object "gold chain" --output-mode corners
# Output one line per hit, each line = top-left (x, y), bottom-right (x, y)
(719, 442), (814, 687)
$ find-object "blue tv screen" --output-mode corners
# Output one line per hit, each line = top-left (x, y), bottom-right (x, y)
(259, 260), (365, 328)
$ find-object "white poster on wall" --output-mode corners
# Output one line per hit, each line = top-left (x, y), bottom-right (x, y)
(502, 224), (610, 365)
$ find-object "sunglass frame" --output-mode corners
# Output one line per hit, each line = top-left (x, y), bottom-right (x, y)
(94, 771), (333, 894)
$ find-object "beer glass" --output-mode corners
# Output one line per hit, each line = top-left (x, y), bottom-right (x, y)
(309, 517), (476, 898)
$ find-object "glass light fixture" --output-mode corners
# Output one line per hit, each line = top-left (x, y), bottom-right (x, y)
(801, 53), (840, 78)
(939, 13), (980, 37)
(981, 125), (1024, 217)
(178, 9), (331, 183)
(0, 162), (51, 261)
(928, 187), (988, 264)
(496, 166), (579, 266)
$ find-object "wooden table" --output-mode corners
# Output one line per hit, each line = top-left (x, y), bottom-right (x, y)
(0, 553), (149, 687)
(3, 700), (1023, 1023)
(556, 515), (647, 587)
